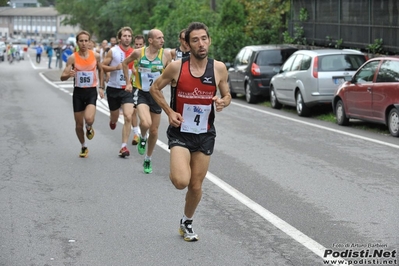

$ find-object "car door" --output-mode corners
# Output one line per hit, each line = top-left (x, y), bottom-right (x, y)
(346, 60), (380, 118)
(280, 54), (304, 104)
(229, 48), (245, 91)
(272, 54), (297, 102)
(234, 48), (253, 93)
(372, 59), (399, 121)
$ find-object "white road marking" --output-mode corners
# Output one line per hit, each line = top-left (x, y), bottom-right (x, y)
(39, 72), (351, 263)
(231, 101), (399, 149)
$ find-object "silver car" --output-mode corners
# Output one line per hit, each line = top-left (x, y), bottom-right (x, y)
(270, 49), (367, 116)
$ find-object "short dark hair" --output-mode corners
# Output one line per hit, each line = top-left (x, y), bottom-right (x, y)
(76, 30), (91, 43)
(185, 22), (209, 44)
(134, 35), (145, 42)
(179, 29), (186, 39)
(117, 26), (133, 40)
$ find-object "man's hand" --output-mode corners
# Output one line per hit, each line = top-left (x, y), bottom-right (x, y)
(125, 83), (133, 93)
(212, 96), (226, 112)
(168, 111), (184, 127)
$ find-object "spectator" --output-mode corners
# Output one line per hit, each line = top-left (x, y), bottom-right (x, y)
(46, 42), (54, 69)
(36, 43), (43, 64)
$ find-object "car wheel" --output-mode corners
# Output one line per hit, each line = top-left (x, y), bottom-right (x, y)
(388, 108), (399, 137)
(270, 85), (282, 109)
(245, 83), (257, 104)
(335, 100), (349, 126)
(295, 90), (310, 117)
(228, 79), (237, 98)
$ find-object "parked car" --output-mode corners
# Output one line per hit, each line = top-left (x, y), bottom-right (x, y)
(0, 41), (5, 61)
(227, 44), (298, 103)
(332, 56), (399, 137)
(270, 49), (367, 116)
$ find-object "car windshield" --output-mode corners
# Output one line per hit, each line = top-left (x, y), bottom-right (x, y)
(318, 54), (366, 71)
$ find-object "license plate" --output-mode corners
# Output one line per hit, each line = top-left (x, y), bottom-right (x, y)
(333, 78), (345, 85)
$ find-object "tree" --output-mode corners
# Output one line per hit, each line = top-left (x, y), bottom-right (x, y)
(212, 0), (250, 62)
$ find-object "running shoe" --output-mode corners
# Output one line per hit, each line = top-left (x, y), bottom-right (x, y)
(138, 136), (147, 155)
(131, 134), (140, 145)
(119, 147), (130, 158)
(86, 127), (95, 140)
(143, 159), (152, 174)
(109, 121), (116, 130)
(79, 147), (89, 158)
(179, 219), (198, 242)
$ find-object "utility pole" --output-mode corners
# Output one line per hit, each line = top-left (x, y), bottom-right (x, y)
(210, 0), (215, 11)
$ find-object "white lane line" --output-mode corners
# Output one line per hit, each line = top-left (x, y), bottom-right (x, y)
(231, 101), (399, 149)
(39, 73), (345, 262)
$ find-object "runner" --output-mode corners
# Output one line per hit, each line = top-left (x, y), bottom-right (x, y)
(170, 29), (190, 60)
(101, 27), (135, 158)
(149, 22), (231, 241)
(60, 30), (103, 158)
(122, 29), (173, 174)
(130, 35), (145, 146)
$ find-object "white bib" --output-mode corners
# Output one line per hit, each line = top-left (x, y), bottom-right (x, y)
(76, 71), (94, 87)
(140, 71), (160, 92)
(180, 103), (212, 134)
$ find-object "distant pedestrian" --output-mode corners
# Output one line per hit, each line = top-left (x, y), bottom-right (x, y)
(36, 44), (43, 64)
(54, 43), (63, 69)
(46, 42), (54, 69)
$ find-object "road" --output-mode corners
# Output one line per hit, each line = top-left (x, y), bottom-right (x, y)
(0, 49), (398, 266)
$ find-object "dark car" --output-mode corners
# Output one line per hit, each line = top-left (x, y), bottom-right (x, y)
(227, 44), (298, 103)
(332, 56), (399, 137)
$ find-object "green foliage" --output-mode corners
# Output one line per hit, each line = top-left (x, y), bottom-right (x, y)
(366, 38), (383, 55)
(212, 0), (251, 63)
(282, 7), (307, 45)
(54, 0), (292, 61)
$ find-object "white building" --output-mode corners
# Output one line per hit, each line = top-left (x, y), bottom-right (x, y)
(0, 6), (80, 43)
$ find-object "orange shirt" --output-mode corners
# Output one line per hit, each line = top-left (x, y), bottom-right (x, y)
(74, 50), (98, 88)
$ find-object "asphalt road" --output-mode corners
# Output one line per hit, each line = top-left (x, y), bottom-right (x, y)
(0, 50), (398, 266)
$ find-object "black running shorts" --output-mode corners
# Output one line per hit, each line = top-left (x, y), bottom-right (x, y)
(72, 87), (97, 112)
(136, 89), (162, 114)
(167, 124), (216, 155)
(106, 86), (134, 111)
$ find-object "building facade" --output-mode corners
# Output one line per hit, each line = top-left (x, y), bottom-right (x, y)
(0, 7), (80, 43)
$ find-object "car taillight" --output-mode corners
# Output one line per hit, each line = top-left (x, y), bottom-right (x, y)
(251, 63), (260, 76)
(313, 56), (318, 78)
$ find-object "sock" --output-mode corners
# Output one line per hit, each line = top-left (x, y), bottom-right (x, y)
(121, 143), (127, 148)
(182, 214), (193, 223)
(86, 124), (91, 130)
(82, 143), (86, 148)
(145, 155), (151, 161)
(133, 127), (139, 135)
(140, 133), (147, 140)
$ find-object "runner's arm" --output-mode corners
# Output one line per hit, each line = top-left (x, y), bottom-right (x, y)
(150, 61), (183, 127)
(60, 55), (75, 81)
(212, 60), (231, 111)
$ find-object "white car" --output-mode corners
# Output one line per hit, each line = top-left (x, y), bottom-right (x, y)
(270, 49), (367, 116)
(0, 41), (5, 61)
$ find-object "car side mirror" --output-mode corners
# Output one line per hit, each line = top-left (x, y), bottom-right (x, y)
(272, 67), (280, 74)
(225, 62), (231, 69)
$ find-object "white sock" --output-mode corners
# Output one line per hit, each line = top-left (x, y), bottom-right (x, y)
(145, 155), (151, 161)
(182, 214), (193, 223)
(140, 133), (147, 140)
(121, 143), (127, 148)
(82, 143), (86, 148)
(133, 127), (139, 135)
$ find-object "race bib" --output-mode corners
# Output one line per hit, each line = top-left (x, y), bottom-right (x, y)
(180, 104), (211, 134)
(118, 69), (131, 86)
(76, 71), (94, 87)
(140, 71), (160, 92)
